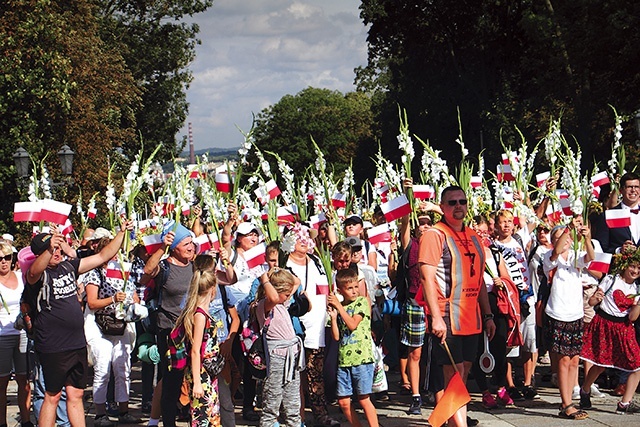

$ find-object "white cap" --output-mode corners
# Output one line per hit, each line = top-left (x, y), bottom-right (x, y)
(2, 233), (14, 242)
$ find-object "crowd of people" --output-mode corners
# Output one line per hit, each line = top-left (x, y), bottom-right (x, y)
(2, 170), (640, 427)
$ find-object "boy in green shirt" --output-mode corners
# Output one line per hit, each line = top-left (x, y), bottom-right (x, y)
(328, 269), (379, 427)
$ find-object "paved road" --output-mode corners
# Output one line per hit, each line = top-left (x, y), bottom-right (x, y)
(6, 363), (638, 427)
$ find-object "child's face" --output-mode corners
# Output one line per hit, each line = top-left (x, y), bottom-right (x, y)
(623, 263), (640, 282)
(333, 253), (351, 271)
(266, 251), (278, 269)
(338, 280), (359, 303)
(278, 286), (294, 304)
(351, 249), (363, 264)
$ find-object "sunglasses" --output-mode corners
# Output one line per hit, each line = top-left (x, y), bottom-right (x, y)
(446, 199), (468, 206)
(0, 254), (12, 262)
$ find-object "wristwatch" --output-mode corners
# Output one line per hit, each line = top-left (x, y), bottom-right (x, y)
(483, 313), (494, 322)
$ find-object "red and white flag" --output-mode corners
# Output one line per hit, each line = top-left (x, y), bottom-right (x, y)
(13, 202), (42, 222)
(194, 233), (221, 254)
(501, 191), (514, 209)
(88, 207), (97, 219)
(40, 199), (72, 225)
(412, 184), (435, 200)
(244, 243), (266, 269)
(331, 192), (347, 208)
(277, 205), (298, 225)
(381, 194), (412, 223)
(497, 164), (515, 182)
(536, 171), (551, 188)
(376, 184), (390, 200)
(559, 198), (573, 216)
(106, 260), (131, 281)
(588, 252), (612, 273)
(556, 189), (570, 199)
(309, 213), (327, 229)
(181, 205), (191, 217)
(592, 186), (601, 199)
(33, 225), (51, 236)
(591, 171), (610, 187)
(367, 223), (392, 244)
(138, 219), (151, 233)
(470, 176), (482, 189)
(501, 152), (519, 166)
(316, 278), (330, 296)
(187, 164), (205, 179)
(59, 218), (74, 236)
(266, 179), (281, 199)
(606, 209), (631, 228)
(215, 172), (232, 193)
(546, 202), (562, 223)
(142, 234), (164, 255)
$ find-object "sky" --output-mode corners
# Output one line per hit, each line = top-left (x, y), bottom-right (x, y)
(180, 0), (369, 151)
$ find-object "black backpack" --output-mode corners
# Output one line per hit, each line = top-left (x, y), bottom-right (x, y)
(392, 239), (413, 304)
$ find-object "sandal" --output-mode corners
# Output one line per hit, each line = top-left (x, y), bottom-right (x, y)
(559, 403), (589, 420)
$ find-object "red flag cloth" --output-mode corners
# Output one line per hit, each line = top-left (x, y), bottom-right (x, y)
(88, 207), (97, 219)
(367, 223), (392, 244)
(142, 234), (163, 255)
(588, 252), (612, 273)
(470, 176), (482, 189)
(276, 205), (298, 225)
(591, 171), (610, 187)
(40, 199), (72, 225)
(536, 171), (550, 187)
(60, 218), (74, 236)
(331, 192), (347, 208)
(309, 213), (327, 229)
(215, 172), (232, 193)
(244, 243), (266, 269)
(428, 371), (471, 427)
(13, 202), (42, 222)
(412, 184), (435, 200)
(194, 233), (221, 254)
(381, 194), (412, 223)
(106, 260), (131, 282)
(606, 209), (631, 228)
(266, 179), (281, 199)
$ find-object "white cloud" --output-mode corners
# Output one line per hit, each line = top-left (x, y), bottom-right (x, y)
(180, 0), (368, 151)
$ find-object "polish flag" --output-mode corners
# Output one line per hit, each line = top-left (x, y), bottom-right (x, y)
(60, 219), (74, 236)
(497, 164), (515, 182)
(501, 152), (519, 165)
(588, 252), (612, 273)
(381, 194), (412, 223)
(106, 260), (131, 281)
(331, 192), (347, 208)
(376, 184), (390, 198)
(13, 202), (42, 222)
(194, 233), (221, 254)
(367, 223), (392, 244)
(546, 203), (562, 223)
(244, 243), (266, 269)
(412, 185), (436, 200)
(501, 191), (514, 209)
(559, 198), (573, 216)
(316, 278), (330, 296)
(536, 171), (551, 188)
(606, 209), (631, 228)
(138, 219), (150, 233)
(266, 179), (281, 200)
(88, 207), (97, 219)
(187, 165), (205, 179)
(33, 226), (51, 236)
(592, 186), (601, 199)
(591, 171), (610, 187)
(215, 172), (232, 193)
(142, 234), (164, 255)
(40, 199), (72, 225)
(470, 176), (482, 189)
(309, 213), (327, 229)
(556, 189), (570, 199)
(277, 205), (298, 225)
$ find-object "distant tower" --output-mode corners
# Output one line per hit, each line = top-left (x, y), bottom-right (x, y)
(189, 122), (195, 164)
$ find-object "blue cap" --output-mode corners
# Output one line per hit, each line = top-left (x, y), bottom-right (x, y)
(161, 220), (193, 251)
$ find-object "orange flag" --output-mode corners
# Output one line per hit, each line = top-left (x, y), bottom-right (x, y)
(428, 371), (471, 427)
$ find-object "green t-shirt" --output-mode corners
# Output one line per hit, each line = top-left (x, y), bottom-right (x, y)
(337, 296), (374, 367)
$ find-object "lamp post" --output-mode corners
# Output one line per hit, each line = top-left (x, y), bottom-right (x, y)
(13, 145), (75, 187)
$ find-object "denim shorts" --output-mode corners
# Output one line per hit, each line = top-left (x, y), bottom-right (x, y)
(0, 333), (28, 376)
(336, 363), (374, 397)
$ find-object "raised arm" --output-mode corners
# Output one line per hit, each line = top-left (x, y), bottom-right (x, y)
(78, 220), (133, 275)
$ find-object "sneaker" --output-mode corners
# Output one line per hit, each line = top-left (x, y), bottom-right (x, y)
(407, 397), (422, 415)
(572, 386), (581, 400)
(617, 400), (640, 414)
(141, 401), (152, 415)
(118, 413), (142, 424)
(106, 402), (119, 417)
(590, 383), (606, 398)
(579, 388), (592, 410)
(94, 415), (114, 427)
(496, 387), (515, 407)
(538, 352), (551, 364)
(482, 391), (498, 409)
(243, 410), (261, 422)
(507, 387), (525, 401)
(522, 385), (540, 400)
(467, 416), (479, 427)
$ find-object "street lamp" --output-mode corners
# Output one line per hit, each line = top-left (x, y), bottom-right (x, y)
(57, 145), (75, 176)
(12, 147), (31, 179)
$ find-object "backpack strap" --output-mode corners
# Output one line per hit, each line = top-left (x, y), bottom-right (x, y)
(218, 284), (232, 326)
(229, 249), (239, 268)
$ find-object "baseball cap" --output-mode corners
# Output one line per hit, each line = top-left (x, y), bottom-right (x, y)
(89, 227), (113, 241)
(344, 215), (363, 226)
(345, 236), (363, 250)
(31, 233), (53, 256)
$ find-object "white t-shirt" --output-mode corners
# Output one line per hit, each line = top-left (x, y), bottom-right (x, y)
(597, 274), (640, 317)
(0, 273), (24, 336)
(287, 257), (328, 349)
(543, 250), (589, 322)
(495, 233), (531, 293)
(218, 251), (267, 306)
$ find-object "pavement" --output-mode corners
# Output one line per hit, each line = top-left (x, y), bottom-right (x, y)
(5, 362), (639, 427)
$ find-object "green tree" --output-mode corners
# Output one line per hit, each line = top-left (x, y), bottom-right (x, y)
(251, 87), (375, 184)
(357, 0), (640, 172)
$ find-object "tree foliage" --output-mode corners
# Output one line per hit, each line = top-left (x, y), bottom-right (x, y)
(357, 0), (640, 172)
(251, 87), (375, 185)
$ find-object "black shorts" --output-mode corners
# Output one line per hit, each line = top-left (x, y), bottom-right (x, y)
(432, 333), (479, 366)
(38, 348), (88, 393)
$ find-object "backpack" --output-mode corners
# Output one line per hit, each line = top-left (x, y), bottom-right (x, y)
(391, 239), (414, 305)
(240, 302), (273, 380)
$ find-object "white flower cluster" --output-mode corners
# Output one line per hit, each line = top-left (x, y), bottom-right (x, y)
(276, 156), (295, 205)
(397, 131), (415, 165)
(238, 134), (253, 165)
(28, 174), (38, 202)
(40, 165), (52, 199)
(341, 167), (354, 196)
(374, 153), (402, 198)
(608, 113), (624, 176)
(105, 184), (116, 211)
(254, 150), (272, 178)
(456, 137), (469, 158)
(543, 119), (562, 166)
(421, 149), (451, 190)
(560, 150), (587, 216)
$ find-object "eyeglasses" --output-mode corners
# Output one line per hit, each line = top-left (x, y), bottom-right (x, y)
(446, 199), (468, 206)
(0, 254), (12, 262)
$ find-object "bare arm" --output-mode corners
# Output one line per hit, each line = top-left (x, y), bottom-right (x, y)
(190, 312), (207, 399)
(78, 220), (134, 275)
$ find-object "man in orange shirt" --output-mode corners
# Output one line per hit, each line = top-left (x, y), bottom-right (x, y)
(419, 186), (495, 427)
